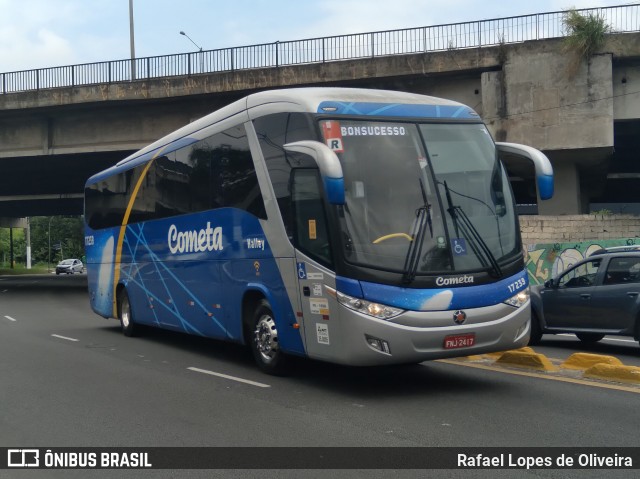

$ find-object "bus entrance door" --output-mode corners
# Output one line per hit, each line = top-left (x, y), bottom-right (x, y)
(295, 258), (340, 362)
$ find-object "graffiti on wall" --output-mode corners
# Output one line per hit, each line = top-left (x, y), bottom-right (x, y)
(525, 238), (639, 285)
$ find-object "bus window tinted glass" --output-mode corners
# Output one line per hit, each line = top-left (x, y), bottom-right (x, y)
(254, 113), (317, 240)
(292, 169), (332, 266)
(215, 125), (266, 217)
(86, 124), (266, 230)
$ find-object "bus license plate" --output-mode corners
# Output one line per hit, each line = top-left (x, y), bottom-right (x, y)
(444, 333), (476, 349)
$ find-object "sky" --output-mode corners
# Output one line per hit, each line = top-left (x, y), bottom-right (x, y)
(0, 0), (631, 72)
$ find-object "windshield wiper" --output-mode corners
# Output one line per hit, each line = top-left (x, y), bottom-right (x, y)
(402, 179), (433, 284)
(443, 180), (503, 278)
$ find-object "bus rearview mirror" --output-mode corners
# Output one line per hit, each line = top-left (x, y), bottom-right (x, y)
(496, 142), (554, 200)
(283, 141), (345, 205)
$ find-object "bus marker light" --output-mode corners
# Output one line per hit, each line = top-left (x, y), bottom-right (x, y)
(367, 338), (382, 351)
(292, 323), (300, 329)
(366, 335), (391, 354)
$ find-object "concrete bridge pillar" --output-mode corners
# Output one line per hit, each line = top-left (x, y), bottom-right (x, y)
(537, 160), (582, 215)
(482, 38), (616, 215)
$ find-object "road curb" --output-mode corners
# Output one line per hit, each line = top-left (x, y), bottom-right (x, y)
(483, 346), (535, 360)
(495, 350), (557, 371)
(561, 352), (623, 370)
(584, 363), (640, 384)
(458, 355), (485, 361)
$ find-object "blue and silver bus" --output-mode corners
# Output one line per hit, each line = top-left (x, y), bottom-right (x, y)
(84, 87), (553, 374)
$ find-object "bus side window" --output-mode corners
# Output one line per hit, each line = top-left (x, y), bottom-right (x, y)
(216, 125), (267, 219)
(254, 113), (316, 240)
(181, 124), (267, 219)
(291, 169), (333, 267)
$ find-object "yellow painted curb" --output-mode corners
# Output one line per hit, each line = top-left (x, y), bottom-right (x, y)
(483, 352), (503, 359)
(496, 350), (557, 371)
(584, 364), (640, 384)
(459, 355), (485, 361)
(561, 352), (623, 371)
(483, 346), (535, 360)
(516, 347), (535, 354)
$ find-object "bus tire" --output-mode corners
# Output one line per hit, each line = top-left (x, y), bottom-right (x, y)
(250, 299), (288, 375)
(118, 288), (138, 337)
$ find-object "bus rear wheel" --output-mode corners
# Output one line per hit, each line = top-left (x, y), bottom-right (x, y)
(118, 288), (138, 337)
(251, 300), (287, 375)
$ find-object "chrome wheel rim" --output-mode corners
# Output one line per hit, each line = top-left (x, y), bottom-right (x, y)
(254, 314), (279, 364)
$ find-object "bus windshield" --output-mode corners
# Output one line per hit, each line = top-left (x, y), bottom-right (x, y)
(321, 120), (519, 277)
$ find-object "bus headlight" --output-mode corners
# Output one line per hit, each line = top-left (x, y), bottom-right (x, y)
(504, 287), (529, 308)
(335, 291), (404, 320)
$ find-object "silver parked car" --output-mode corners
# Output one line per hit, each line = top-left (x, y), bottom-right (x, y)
(530, 251), (640, 346)
(55, 258), (84, 275)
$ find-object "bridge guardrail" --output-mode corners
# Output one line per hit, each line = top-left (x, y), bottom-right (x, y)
(1, 4), (639, 95)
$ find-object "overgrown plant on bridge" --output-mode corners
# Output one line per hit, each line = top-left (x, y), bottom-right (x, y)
(563, 8), (612, 73)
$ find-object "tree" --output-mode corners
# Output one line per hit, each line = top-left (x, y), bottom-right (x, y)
(24, 216), (85, 265)
(0, 228), (24, 267)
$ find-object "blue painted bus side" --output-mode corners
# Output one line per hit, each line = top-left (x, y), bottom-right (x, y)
(85, 208), (306, 355)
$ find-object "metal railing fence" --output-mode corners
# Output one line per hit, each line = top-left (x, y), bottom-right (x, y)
(1, 4), (638, 94)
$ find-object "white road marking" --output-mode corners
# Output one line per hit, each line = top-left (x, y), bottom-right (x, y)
(51, 334), (80, 342)
(187, 367), (271, 388)
(4, 315), (16, 322)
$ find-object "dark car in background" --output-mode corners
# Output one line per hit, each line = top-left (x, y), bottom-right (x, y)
(55, 258), (84, 275)
(530, 251), (640, 346)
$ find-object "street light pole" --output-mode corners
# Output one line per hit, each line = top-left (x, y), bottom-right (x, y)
(180, 31), (204, 72)
(48, 217), (53, 273)
(26, 217), (31, 269)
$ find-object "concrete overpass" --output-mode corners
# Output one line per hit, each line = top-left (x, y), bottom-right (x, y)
(1, 5), (639, 217)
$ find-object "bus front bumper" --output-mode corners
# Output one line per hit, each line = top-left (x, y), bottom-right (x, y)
(306, 302), (531, 366)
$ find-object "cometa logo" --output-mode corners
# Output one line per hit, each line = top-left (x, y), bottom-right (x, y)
(168, 222), (223, 254)
(435, 275), (474, 286)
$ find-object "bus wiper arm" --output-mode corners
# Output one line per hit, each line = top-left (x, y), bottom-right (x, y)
(443, 181), (503, 278)
(402, 179), (432, 284)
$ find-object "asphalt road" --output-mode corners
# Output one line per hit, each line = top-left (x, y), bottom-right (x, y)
(1, 274), (639, 478)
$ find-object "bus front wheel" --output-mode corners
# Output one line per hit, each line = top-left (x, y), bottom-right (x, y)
(118, 288), (138, 337)
(251, 300), (287, 375)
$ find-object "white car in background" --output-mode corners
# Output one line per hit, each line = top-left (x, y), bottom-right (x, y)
(55, 259), (84, 275)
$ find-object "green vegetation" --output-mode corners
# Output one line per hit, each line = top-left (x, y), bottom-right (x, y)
(0, 216), (84, 271)
(0, 265), (50, 275)
(591, 208), (613, 216)
(563, 8), (611, 61)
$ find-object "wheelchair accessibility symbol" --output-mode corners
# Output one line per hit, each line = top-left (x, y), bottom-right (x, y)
(297, 262), (307, 280)
(452, 238), (467, 256)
